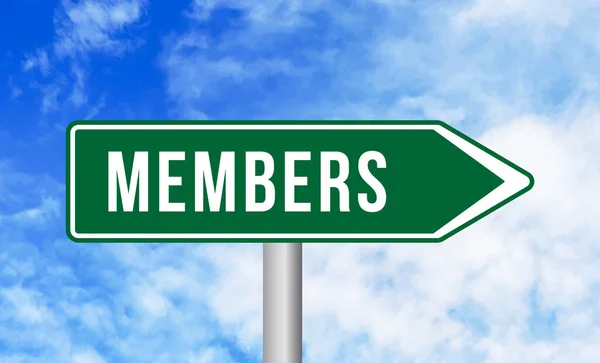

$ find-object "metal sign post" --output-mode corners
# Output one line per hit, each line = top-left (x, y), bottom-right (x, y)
(263, 243), (303, 363)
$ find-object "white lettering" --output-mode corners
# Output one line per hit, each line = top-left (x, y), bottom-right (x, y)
(285, 151), (311, 212)
(108, 151), (148, 212)
(195, 151), (235, 212)
(159, 151), (186, 212)
(246, 152), (275, 212)
(320, 152), (350, 212)
(358, 151), (387, 213)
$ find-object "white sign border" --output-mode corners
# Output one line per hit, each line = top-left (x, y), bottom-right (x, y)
(68, 123), (533, 241)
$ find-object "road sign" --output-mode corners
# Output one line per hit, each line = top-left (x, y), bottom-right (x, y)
(66, 120), (533, 242)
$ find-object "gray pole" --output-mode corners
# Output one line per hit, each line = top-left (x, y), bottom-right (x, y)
(263, 243), (303, 363)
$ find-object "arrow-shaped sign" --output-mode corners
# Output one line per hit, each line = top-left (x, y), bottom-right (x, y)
(66, 120), (533, 242)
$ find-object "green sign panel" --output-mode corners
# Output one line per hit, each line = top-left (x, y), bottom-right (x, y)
(66, 121), (533, 243)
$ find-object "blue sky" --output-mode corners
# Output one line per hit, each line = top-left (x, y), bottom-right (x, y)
(2, 0), (600, 362)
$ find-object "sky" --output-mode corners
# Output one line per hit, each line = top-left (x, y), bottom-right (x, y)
(1, 0), (600, 362)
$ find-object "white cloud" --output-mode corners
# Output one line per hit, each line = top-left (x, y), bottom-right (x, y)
(187, 347), (234, 363)
(1, 286), (56, 325)
(161, 31), (304, 117)
(453, 0), (577, 29)
(69, 63), (87, 107)
(186, 0), (325, 30)
(40, 84), (62, 114)
(10, 87), (23, 100)
(7, 77), (23, 100)
(17, 0), (148, 115)
(22, 49), (51, 76)
(72, 349), (108, 363)
(399, 95), (467, 124)
(7, 196), (61, 227)
(0, 160), (63, 210)
(84, 94), (107, 119)
(54, 0), (147, 57)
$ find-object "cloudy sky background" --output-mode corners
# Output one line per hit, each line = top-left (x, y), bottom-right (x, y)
(1, 0), (600, 362)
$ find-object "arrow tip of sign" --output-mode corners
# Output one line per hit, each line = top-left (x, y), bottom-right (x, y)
(429, 122), (535, 243)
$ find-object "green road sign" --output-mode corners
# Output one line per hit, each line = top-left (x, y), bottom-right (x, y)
(66, 120), (533, 243)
